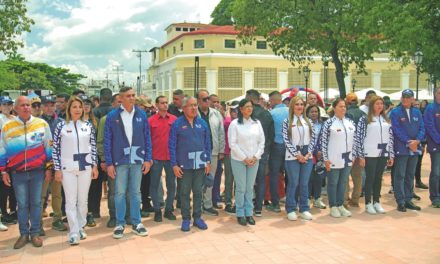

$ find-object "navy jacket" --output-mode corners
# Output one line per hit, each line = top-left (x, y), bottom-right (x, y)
(104, 106), (152, 166)
(390, 105), (425, 156)
(168, 116), (211, 169)
(423, 102), (440, 153)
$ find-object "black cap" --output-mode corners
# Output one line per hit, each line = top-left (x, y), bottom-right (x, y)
(41, 95), (56, 104)
(78, 94), (92, 103)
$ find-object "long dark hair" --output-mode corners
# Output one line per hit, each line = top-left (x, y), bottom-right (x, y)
(306, 104), (321, 123)
(237, 99), (256, 124)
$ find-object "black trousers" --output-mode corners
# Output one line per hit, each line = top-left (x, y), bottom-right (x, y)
(0, 180), (16, 214)
(140, 171), (152, 211)
(415, 152), (424, 183)
(87, 168), (104, 215)
(364, 157), (388, 204)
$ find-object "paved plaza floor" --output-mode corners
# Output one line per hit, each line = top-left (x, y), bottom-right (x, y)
(1, 156), (439, 264)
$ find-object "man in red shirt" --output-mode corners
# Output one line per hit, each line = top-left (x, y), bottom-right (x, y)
(148, 96), (177, 222)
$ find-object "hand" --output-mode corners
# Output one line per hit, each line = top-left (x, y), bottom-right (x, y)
(173, 166), (183, 178)
(387, 158), (394, 167)
(2, 172), (11, 187)
(297, 154), (305, 164)
(54, 170), (63, 182)
(408, 140), (419, 152)
(325, 160), (332, 172)
(107, 165), (116, 179)
(45, 169), (53, 182)
(243, 158), (251, 166)
(359, 158), (366, 168)
(218, 153), (225, 161)
(304, 153), (311, 161)
(142, 161), (152, 174)
(316, 151), (322, 160)
(92, 166), (99, 179)
(205, 163), (211, 174)
(100, 162), (107, 172)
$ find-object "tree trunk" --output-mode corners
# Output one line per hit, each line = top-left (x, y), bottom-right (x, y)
(330, 40), (347, 99)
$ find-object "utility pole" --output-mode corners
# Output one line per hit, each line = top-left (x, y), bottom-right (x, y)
(132, 49), (148, 95)
(105, 73), (110, 89)
(112, 65), (124, 91)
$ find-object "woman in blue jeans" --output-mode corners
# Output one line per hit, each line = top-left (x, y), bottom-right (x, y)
(321, 98), (356, 218)
(282, 97), (316, 221)
(228, 99), (265, 226)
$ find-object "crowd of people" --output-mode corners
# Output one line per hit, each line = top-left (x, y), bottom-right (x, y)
(0, 85), (439, 249)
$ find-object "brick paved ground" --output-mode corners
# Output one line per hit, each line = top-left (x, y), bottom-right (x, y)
(1, 155), (439, 264)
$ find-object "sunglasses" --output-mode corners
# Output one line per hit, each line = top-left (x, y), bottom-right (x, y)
(32, 103), (41, 108)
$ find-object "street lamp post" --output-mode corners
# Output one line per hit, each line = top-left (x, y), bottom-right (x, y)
(351, 78), (357, 93)
(414, 50), (423, 100)
(303, 66), (310, 99)
(322, 56), (329, 103)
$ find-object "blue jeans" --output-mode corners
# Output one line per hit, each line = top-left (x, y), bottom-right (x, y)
(150, 160), (175, 212)
(285, 159), (313, 213)
(393, 155), (418, 205)
(429, 152), (440, 203)
(231, 159), (259, 217)
(115, 164), (142, 226)
(255, 152), (269, 211)
(12, 169), (44, 236)
(268, 143), (285, 206)
(327, 167), (351, 207)
(212, 159), (223, 206)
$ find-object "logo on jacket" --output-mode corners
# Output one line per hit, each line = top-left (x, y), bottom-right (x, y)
(195, 124), (202, 128)
(188, 151), (208, 168)
(136, 117), (142, 122)
(124, 146), (144, 164)
(413, 117), (418, 121)
(182, 125), (188, 129)
(378, 143), (389, 157)
(81, 127), (87, 132)
(73, 153), (92, 171)
(66, 129), (72, 133)
(31, 132), (44, 142)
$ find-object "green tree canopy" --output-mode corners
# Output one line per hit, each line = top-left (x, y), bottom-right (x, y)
(211, 0), (235, 25)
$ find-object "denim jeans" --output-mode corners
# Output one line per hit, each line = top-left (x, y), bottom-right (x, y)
(114, 164), (142, 226)
(393, 155), (418, 206)
(180, 168), (204, 220)
(203, 155), (218, 209)
(285, 159), (313, 213)
(429, 152), (440, 203)
(231, 159), (259, 217)
(255, 152), (269, 211)
(212, 159), (223, 206)
(11, 169), (45, 236)
(327, 167), (351, 207)
(150, 160), (175, 212)
(223, 155), (234, 205)
(268, 143), (285, 206)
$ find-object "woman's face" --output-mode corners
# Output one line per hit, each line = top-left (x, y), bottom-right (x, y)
(334, 100), (346, 117)
(373, 100), (384, 114)
(83, 103), (91, 114)
(70, 101), (83, 120)
(308, 107), (319, 121)
(240, 102), (253, 117)
(292, 99), (304, 115)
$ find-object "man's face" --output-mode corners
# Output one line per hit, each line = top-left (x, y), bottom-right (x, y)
(121, 89), (136, 108)
(56, 97), (67, 112)
(183, 98), (198, 119)
(0, 103), (13, 115)
(42, 102), (56, 116)
(401, 96), (414, 108)
(31, 102), (41, 116)
(173, 94), (184, 108)
(307, 94), (318, 106)
(209, 95), (221, 110)
(197, 91), (210, 110)
(14, 97), (31, 120)
(111, 95), (121, 108)
(413, 100), (420, 109)
(156, 97), (169, 112)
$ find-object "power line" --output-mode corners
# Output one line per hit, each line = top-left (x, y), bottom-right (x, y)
(132, 49), (148, 95)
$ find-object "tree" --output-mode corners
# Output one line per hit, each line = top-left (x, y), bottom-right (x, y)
(211, 0), (235, 25)
(232, 0), (425, 98)
(0, 0), (34, 56)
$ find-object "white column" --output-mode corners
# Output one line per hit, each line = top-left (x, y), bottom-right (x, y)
(175, 71), (183, 91)
(372, 72), (382, 90)
(278, 71), (288, 91)
(168, 72), (173, 100)
(311, 71), (321, 91)
(344, 74), (351, 92)
(206, 70), (218, 95)
(401, 72), (410, 90)
(244, 70), (254, 92)
(161, 73), (166, 96)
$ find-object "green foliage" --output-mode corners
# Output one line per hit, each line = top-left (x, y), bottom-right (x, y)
(0, 0), (34, 56)
(211, 0), (235, 25)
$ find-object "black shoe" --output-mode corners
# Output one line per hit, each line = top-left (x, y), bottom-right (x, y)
(265, 203), (281, 213)
(416, 182), (428, 189)
(412, 193), (421, 201)
(143, 205), (155, 213)
(203, 207), (219, 216)
(86, 213), (96, 227)
(213, 203), (223, 210)
(225, 204), (236, 215)
(107, 218), (116, 228)
(237, 217), (247, 226)
(62, 217), (68, 223)
(405, 201), (421, 211)
(1, 214), (17, 225)
(52, 219), (67, 231)
(9, 211), (17, 220)
(254, 210), (262, 217)
(154, 211), (162, 222)
(397, 204), (407, 212)
(246, 216), (255, 225)
(164, 211), (177, 220)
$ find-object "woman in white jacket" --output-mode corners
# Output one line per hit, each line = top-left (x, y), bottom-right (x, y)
(53, 96), (98, 245)
(228, 99), (265, 226)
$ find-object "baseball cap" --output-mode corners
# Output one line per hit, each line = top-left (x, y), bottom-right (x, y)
(41, 95), (56, 104)
(78, 94), (92, 103)
(31, 97), (41, 104)
(402, 89), (414, 98)
(345, 93), (358, 104)
(0, 96), (13, 104)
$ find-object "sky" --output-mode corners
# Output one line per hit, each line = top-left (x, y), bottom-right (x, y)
(18, 0), (220, 86)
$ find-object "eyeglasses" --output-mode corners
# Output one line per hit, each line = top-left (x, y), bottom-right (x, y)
(32, 103), (41, 108)
(202, 97), (209, 102)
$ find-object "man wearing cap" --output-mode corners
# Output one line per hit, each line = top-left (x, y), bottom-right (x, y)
(344, 93), (366, 207)
(390, 89), (425, 212)
(31, 97), (42, 118)
(39, 95), (66, 234)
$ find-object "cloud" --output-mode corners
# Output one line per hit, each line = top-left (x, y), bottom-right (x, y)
(20, 0), (220, 86)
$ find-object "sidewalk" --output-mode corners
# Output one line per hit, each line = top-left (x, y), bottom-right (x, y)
(1, 156), (439, 264)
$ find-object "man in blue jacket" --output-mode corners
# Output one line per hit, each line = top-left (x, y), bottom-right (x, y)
(104, 87), (152, 239)
(423, 87), (440, 208)
(169, 96), (211, 232)
(390, 89), (425, 212)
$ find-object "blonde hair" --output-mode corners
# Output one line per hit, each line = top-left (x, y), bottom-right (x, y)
(65, 96), (84, 123)
(287, 96), (312, 139)
(367, 96), (389, 124)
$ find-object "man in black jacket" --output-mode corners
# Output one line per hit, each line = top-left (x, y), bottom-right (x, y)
(93, 88), (113, 121)
(246, 89), (274, 217)
(168, 89), (184, 118)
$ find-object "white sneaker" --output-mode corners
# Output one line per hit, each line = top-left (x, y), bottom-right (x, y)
(338, 206), (352, 217)
(373, 202), (386, 214)
(68, 234), (80, 245)
(0, 221), (8, 231)
(79, 229), (87, 240)
(365, 203), (376, 215)
(313, 198), (327, 209)
(287, 211), (297, 221)
(299, 211), (313, 220)
(330, 207), (341, 218)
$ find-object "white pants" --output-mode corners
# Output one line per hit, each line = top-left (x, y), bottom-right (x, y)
(62, 169), (92, 237)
